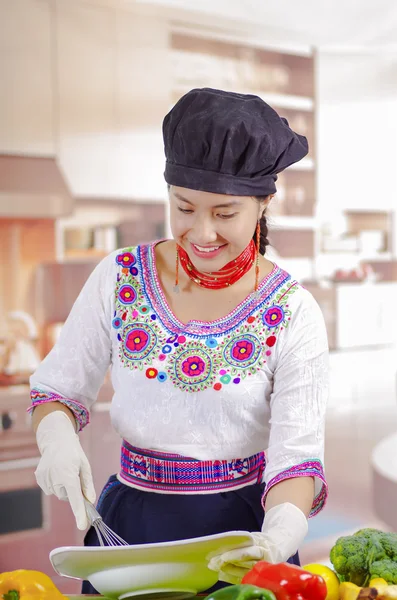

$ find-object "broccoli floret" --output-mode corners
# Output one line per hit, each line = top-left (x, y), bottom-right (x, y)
(330, 530), (388, 586)
(354, 528), (384, 539)
(330, 536), (371, 586)
(380, 533), (397, 560)
(370, 558), (397, 584)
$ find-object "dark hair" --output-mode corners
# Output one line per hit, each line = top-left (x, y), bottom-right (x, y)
(253, 196), (270, 255)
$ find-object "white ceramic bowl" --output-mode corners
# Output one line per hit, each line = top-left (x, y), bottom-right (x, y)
(50, 531), (254, 599)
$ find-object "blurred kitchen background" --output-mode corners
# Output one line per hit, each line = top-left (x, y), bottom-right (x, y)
(1, 0), (397, 591)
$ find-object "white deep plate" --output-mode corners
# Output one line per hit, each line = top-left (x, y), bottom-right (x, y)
(50, 531), (254, 600)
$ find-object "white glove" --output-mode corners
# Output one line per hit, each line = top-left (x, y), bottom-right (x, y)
(208, 502), (308, 585)
(35, 411), (96, 530)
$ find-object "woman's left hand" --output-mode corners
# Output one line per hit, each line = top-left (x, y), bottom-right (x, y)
(207, 502), (308, 584)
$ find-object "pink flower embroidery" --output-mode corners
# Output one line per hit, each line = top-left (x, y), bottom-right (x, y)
(263, 305), (284, 328)
(116, 252), (136, 267)
(182, 355), (206, 377)
(126, 329), (149, 353)
(232, 339), (254, 362)
(118, 284), (137, 305)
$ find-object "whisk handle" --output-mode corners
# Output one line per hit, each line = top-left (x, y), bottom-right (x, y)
(84, 498), (101, 526)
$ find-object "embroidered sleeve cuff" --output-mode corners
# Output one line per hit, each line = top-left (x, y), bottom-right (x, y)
(261, 459), (328, 518)
(28, 388), (90, 432)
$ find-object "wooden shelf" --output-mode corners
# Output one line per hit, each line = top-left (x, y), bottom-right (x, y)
(170, 23), (314, 58)
(63, 248), (108, 260)
(269, 229), (315, 259)
(172, 84), (314, 111)
(170, 32), (315, 97)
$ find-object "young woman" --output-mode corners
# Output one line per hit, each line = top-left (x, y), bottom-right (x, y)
(30, 88), (329, 591)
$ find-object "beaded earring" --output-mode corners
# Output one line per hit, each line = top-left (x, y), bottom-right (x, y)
(254, 219), (261, 294)
(173, 245), (180, 294)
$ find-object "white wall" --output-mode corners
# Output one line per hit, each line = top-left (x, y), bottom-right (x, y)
(317, 52), (397, 216)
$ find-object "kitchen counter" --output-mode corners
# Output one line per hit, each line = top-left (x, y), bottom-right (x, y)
(66, 594), (207, 600)
(67, 595), (209, 598)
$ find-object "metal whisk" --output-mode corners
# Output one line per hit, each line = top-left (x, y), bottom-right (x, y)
(84, 498), (129, 547)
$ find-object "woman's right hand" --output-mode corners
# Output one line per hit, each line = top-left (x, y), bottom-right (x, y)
(34, 411), (96, 530)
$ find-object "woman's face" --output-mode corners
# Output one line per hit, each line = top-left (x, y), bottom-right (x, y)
(169, 186), (265, 272)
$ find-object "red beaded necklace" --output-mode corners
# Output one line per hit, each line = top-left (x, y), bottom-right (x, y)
(176, 239), (257, 291)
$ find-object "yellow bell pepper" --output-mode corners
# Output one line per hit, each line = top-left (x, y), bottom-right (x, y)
(0, 570), (66, 599)
(339, 581), (362, 599)
(369, 578), (388, 588)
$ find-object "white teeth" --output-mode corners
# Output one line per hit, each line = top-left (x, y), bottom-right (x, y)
(194, 245), (220, 253)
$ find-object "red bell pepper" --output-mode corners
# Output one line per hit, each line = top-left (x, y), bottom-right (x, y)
(242, 562), (327, 600)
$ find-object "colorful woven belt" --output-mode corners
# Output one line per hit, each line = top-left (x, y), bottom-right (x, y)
(118, 440), (265, 493)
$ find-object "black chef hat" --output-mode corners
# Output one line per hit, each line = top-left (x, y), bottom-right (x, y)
(163, 87), (308, 196)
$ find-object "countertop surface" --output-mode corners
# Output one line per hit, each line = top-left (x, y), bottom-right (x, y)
(66, 595), (207, 599)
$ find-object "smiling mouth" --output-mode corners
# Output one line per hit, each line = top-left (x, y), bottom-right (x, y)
(192, 244), (223, 253)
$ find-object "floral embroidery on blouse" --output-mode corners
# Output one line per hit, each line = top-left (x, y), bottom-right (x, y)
(113, 245), (299, 393)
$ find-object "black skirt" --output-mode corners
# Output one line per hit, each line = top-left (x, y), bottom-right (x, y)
(82, 474), (300, 594)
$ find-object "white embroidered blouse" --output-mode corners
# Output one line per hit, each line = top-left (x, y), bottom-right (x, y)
(30, 242), (329, 515)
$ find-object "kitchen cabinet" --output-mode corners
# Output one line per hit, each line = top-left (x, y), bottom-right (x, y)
(0, 0), (55, 155)
(56, 3), (170, 199)
(113, 11), (171, 200)
(1, 0), (170, 199)
(365, 259), (397, 282)
(56, 2), (116, 197)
